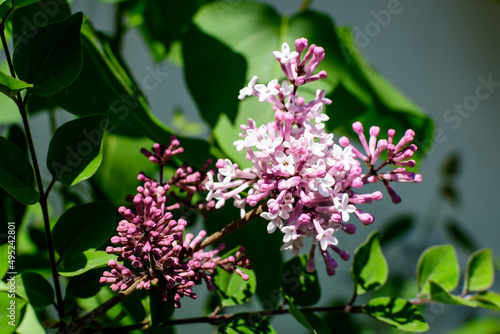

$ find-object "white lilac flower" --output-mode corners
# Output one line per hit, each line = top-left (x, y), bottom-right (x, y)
(272, 42), (299, 64)
(274, 151), (298, 175)
(238, 76), (258, 100)
(334, 193), (356, 222)
(254, 79), (279, 102)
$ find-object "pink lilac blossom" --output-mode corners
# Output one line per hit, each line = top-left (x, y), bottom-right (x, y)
(206, 38), (422, 276)
(101, 137), (251, 307)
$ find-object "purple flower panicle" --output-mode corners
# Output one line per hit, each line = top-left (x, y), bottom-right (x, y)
(101, 138), (251, 308)
(209, 38), (422, 275)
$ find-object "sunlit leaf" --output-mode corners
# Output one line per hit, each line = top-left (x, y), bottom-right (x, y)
(365, 297), (429, 332)
(417, 245), (458, 295)
(0, 70), (32, 99)
(351, 231), (388, 295)
(47, 115), (108, 186)
(214, 267), (256, 307)
(465, 249), (494, 292)
(58, 250), (117, 277)
(429, 281), (477, 307)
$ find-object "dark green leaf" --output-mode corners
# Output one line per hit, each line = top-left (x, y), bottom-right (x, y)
(10, 0), (71, 46)
(13, 0), (41, 8)
(332, 26), (434, 162)
(0, 70), (32, 98)
(465, 249), (494, 292)
(51, 24), (213, 167)
(472, 291), (500, 311)
(149, 285), (175, 326)
(217, 313), (277, 334)
(417, 244), (459, 295)
(52, 202), (115, 260)
(0, 136), (39, 204)
(429, 281), (477, 307)
(214, 267), (256, 307)
(26, 94), (57, 115)
(182, 24), (246, 128)
(379, 214), (414, 245)
(287, 297), (329, 334)
(281, 255), (320, 306)
(47, 115), (108, 186)
(15, 272), (54, 308)
(57, 250), (117, 277)
(365, 297), (429, 332)
(137, 0), (199, 61)
(13, 12), (83, 96)
(6, 124), (27, 154)
(204, 205), (283, 306)
(65, 268), (105, 299)
(351, 231), (388, 295)
(444, 218), (477, 252)
(0, 291), (27, 332)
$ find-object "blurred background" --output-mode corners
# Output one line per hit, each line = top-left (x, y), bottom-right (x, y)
(9, 0), (500, 332)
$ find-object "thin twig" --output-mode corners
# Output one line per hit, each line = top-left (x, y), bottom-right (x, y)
(194, 201), (268, 251)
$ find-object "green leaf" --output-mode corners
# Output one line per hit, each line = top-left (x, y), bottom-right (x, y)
(149, 285), (175, 326)
(217, 313), (277, 334)
(194, 2), (433, 167)
(364, 297), (429, 332)
(15, 272), (54, 308)
(204, 205), (283, 305)
(214, 267), (256, 307)
(57, 250), (117, 277)
(51, 23), (213, 167)
(52, 201), (115, 260)
(16, 303), (45, 334)
(47, 115), (108, 186)
(351, 231), (388, 295)
(0, 70), (33, 98)
(287, 297), (329, 334)
(65, 269), (105, 299)
(13, 0), (41, 8)
(332, 26), (434, 162)
(13, 12), (83, 96)
(0, 136), (39, 204)
(445, 318), (500, 334)
(429, 281), (477, 307)
(281, 255), (320, 306)
(136, 0), (199, 61)
(417, 244), (459, 295)
(0, 291), (27, 332)
(0, 244), (10, 279)
(472, 291), (500, 311)
(91, 134), (157, 204)
(182, 24), (246, 128)
(465, 249), (494, 292)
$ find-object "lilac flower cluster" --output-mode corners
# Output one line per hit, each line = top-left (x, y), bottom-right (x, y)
(101, 138), (251, 308)
(206, 38), (422, 275)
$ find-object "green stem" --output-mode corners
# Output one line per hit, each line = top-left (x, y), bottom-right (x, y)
(1, 16), (64, 317)
(298, 0), (313, 13)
